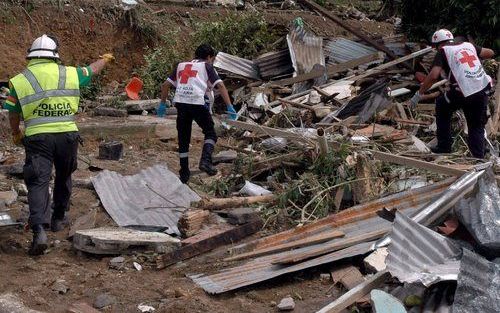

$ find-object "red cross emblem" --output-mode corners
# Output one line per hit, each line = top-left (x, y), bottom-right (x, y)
(178, 64), (198, 84)
(433, 34), (438, 40)
(458, 51), (477, 68)
(445, 32), (451, 38)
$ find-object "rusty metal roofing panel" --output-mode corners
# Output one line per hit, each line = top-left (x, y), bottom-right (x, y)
(386, 212), (462, 286)
(190, 241), (374, 294)
(214, 52), (260, 80)
(452, 249), (500, 313)
(324, 38), (378, 65)
(91, 165), (200, 236)
(287, 27), (325, 75)
(254, 50), (293, 79)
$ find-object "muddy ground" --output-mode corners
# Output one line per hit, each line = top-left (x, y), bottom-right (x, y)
(0, 115), (353, 313)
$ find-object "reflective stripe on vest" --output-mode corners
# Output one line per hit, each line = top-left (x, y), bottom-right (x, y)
(10, 61), (80, 136)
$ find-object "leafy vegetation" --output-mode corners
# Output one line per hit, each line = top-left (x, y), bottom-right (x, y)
(401, 0), (500, 51)
(192, 12), (279, 59)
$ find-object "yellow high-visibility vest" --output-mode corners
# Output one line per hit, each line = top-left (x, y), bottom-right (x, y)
(10, 60), (80, 136)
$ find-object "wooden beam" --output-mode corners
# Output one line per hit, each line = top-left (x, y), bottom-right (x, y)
(369, 150), (467, 176)
(272, 53), (382, 86)
(316, 270), (389, 313)
(298, 0), (399, 63)
(156, 220), (263, 269)
(192, 194), (277, 211)
(224, 229), (345, 261)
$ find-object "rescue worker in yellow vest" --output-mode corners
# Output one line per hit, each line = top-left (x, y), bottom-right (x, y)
(410, 29), (495, 158)
(4, 34), (114, 255)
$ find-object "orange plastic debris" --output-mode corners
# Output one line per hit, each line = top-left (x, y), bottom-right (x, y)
(125, 77), (143, 100)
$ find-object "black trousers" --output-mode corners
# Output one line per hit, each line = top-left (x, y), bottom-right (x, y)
(176, 103), (217, 160)
(435, 87), (489, 158)
(23, 132), (79, 226)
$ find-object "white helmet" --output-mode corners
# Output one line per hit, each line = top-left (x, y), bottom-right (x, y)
(431, 29), (454, 44)
(27, 34), (60, 59)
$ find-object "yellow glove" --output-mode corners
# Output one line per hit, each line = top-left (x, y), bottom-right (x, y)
(12, 131), (24, 146)
(100, 53), (115, 63)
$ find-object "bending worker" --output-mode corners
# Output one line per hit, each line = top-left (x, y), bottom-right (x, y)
(411, 29), (495, 158)
(160, 44), (237, 184)
(4, 34), (114, 255)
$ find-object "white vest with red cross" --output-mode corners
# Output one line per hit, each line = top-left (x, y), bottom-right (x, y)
(173, 60), (210, 105)
(442, 42), (491, 97)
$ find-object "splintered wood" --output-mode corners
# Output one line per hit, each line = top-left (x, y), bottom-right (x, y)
(178, 210), (210, 238)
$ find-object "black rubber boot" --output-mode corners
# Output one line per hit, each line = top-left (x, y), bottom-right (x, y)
(51, 216), (69, 232)
(29, 224), (48, 256)
(179, 157), (190, 184)
(199, 143), (217, 176)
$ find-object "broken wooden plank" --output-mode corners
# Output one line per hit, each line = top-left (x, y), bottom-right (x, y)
(193, 194), (277, 211)
(73, 227), (181, 255)
(316, 270), (390, 313)
(273, 53), (382, 86)
(178, 210), (210, 237)
(225, 229), (345, 261)
(369, 150), (467, 176)
(298, 0), (399, 63)
(331, 265), (365, 290)
(272, 228), (388, 265)
(156, 220), (263, 269)
(225, 120), (316, 145)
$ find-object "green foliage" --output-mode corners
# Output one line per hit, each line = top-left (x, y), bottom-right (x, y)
(192, 12), (279, 59)
(80, 75), (102, 100)
(139, 31), (191, 98)
(401, 0), (500, 51)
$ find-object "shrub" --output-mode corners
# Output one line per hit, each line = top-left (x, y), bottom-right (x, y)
(192, 12), (279, 59)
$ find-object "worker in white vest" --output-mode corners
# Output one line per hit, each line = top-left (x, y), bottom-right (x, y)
(410, 29), (495, 158)
(160, 44), (237, 184)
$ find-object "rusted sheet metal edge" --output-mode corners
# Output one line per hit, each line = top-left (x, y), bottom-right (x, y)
(230, 178), (454, 255)
(190, 241), (375, 294)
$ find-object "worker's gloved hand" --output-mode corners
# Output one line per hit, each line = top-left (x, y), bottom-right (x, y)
(100, 53), (115, 63)
(409, 91), (421, 108)
(157, 101), (168, 117)
(227, 104), (237, 121)
(12, 131), (24, 146)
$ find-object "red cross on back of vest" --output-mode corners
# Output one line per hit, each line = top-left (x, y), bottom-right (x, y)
(178, 64), (198, 84)
(458, 51), (478, 68)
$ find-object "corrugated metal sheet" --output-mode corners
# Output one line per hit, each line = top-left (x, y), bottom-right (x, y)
(287, 26), (324, 75)
(386, 212), (462, 286)
(213, 52), (260, 80)
(254, 50), (294, 79)
(452, 249), (500, 313)
(91, 165), (200, 236)
(324, 38), (378, 65)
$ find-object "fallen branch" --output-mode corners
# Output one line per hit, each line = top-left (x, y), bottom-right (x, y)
(192, 194), (277, 211)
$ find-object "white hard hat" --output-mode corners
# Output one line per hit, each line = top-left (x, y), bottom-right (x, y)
(431, 29), (454, 44)
(27, 34), (60, 59)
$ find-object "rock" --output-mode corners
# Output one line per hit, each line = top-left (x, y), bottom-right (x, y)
(371, 290), (407, 313)
(52, 279), (69, 294)
(109, 256), (125, 269)
(364, 247), (388, 273)
(320, 273), (331, 282)
(137, 303), (155, 312)
(0, 190), (17, 206)
(277, 297), (295, 311)
(15, 183), (28, 196)
(133, 262), (142, 271)
(94, 293), (116, 309)
(174, 288), (187, 298)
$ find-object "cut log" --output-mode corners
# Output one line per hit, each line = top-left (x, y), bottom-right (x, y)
(192, 194), (277, 211)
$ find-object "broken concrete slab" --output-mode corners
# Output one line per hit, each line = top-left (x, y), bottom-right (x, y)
(93, 106), (128, 117)
(364, 247), (388, 273)
(68, 210), (97, 238)
(370, 289), (407, 313)
(73, 227), (181, 255)
(0, 293), (44, 313)
(277, 297), (295, 311)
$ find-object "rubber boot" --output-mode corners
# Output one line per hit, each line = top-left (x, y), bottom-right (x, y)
(29, 224), (48, 256)
(51, 216), (69, 232)
(199, 143), (217, 176)
(179, 157), (190, 184)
